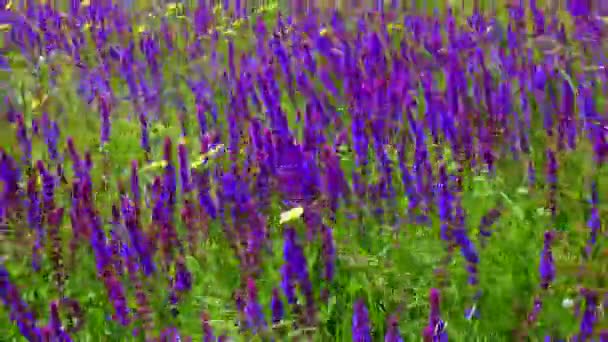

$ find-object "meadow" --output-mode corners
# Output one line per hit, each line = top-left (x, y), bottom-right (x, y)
(1, 1), (608, 341)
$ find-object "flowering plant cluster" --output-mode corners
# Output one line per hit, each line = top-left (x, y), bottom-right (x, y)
(1, 1), (608, 341)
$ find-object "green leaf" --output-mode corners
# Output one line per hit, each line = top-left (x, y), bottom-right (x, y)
(185, 255), (201, 276)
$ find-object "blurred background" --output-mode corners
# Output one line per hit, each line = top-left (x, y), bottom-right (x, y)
(120, 0), (608, 18)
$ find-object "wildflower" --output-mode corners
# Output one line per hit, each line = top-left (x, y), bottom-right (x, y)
(47, 208), (66, 296)
(201, 312), (215, 342)
(539, 231), (556, 290)
(49, 300), (72, 341)
(139, 113), (150, 156)
(352, 299), (372, 342)
(130, 161), (141, 205)
(178, 142), (191, 193)
(585, 182), (600, 258)
(271, 287), (284, 324)
(478, 205), (503, 245)
(98, 92), (111, 144)
(0, 266), (42, 340)
(26, 172), (42, 271)
(384, 315), (403, 342)
(173, 257), (192, 293)
(244, 278), (266, 333)
(164, 137), (177, 209)
(121, 196), (155, 276)
(15, 114), (31, 166)
(428, 288), (448, 341)
(545, 149), (558, 219)
(283, 227), (314, 310)
(41, 112), (60, 160)
(577, 289), (598, 340)
(320, 224), (336, 283)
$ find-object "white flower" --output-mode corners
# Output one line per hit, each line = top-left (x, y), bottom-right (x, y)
(562, 298), (574, 309)
(279, 207), (304, 224)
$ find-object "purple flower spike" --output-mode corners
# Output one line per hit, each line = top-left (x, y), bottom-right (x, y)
(174, 257), (192, 293)
(271, 287), (284, 324)
(577, 289), (598, 340)
(321, 224), (336, 283)
(539, 231), (555, 290)
(49, 300), (72, 341)
(244, 278), (266, 333)
(201, 312), (215, 342)
(352, 299), (372, 342)
(99, 93), (111, 144)
(27, 172), (42, 271)
(178, 142), (191, 194)
(585, 182), (600, 259)
(428, 288), (448, 341)
(164, 137), (177, 208)
(384, 315), (403, 342)
(138, 113), (150, 156)
(283, 226), (314, 318)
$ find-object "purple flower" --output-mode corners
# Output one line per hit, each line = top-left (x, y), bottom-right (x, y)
(321, 224), (336, 283)
(0, 266), (42, 340)
(121, 197), (155, 276)
(138, 113), (150, 155)
(275, 137), (306, 205)
(546, 149), (558, 218)
(173, 257), (192, 293)
(178, 142), (191, 193)
(280, 263), (296, 305)
(201, 312), (215, 342)
(384, 315), (403, 342)
(437, 164), (453, 242)
(27, 172), (42, 271)
(539, 231), (555, 290)
(271, 287), (284, 324)
(352, 299), (372, 342)
(99, 93), (111, 144)
(478, 206), (502, 244)
(585, 182), (600, 258)
(37, 161), (55, 212)
(283, 227), (314, 314)
(15, 114), (32, 165)
(428, 288), (448, 341)
(244, 278), (266, 333)
(41, 112), (60, 160)
(164, 137), (177, 209)
(49, 300), (72, 341)
(130, 161), (140, 205)
(575, 289), (598, 340)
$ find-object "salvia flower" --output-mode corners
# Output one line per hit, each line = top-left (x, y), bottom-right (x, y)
(352, 299), (372, 342)
(428, 288), (448, 341)
(320, 224), (336, 284)
(0, 266), (42, 340)
(177, 141), (192, 194)
(244, 277), (266, 333)
(201, 312), (215, 342)
(26, 172), (43, 271)
(283, 226), (314, 317)
(585, 182), (600, 258)
(164, 137), (177, 209)
(49, 300), (72, 341)
(577, 289), (598, 340)
(545, 149), (558, 219)
(539, 231), (556, 290)
(270, 287), (284, 324)
(15, 114), (32, 166)
(384, 315), (403, 342)
(98, 92), (111, 144)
